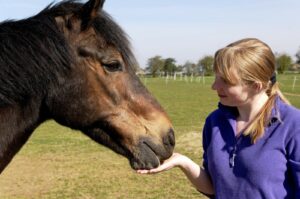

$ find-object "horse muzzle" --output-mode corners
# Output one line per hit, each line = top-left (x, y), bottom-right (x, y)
(129, 128), (175, 170)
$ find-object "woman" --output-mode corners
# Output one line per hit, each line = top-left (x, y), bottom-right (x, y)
(138, 38), (300, 198)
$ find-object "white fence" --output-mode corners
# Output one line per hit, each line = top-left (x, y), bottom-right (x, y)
(140, 74), (300, 94)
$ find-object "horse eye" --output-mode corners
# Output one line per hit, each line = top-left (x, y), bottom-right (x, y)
(102, 62), (122, 72)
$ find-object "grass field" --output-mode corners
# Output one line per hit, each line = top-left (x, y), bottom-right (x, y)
(1, 75), (300, 199)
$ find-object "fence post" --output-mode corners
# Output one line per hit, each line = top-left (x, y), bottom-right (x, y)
(184, 75), (188, 82)
(292, 76), (297, 91)
(165, 74), (169, 85)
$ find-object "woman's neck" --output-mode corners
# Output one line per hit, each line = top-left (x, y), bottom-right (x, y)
(238, 92), (269, 121)
(235, 92), (269, 135)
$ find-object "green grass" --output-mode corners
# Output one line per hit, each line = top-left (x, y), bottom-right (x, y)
(0, 74), (299, 199)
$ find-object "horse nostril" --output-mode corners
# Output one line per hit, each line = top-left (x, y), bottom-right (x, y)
(163, 128), (175, 149)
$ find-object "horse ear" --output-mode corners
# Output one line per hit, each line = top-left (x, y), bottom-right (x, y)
(81, 0), (105, 30)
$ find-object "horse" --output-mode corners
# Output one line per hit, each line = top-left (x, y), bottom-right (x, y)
(0, 0), (175, 174)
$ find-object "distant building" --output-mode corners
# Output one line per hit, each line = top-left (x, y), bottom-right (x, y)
(135, 68), (146, 76)
(290, 63), (300, 72)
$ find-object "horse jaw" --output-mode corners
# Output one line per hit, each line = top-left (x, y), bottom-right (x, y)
(82, 126), (173, 170)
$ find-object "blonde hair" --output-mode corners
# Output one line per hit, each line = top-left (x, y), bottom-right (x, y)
(213, 38), (290, 143)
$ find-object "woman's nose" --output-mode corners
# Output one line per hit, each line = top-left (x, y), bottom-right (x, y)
(211, 80), (217, 90)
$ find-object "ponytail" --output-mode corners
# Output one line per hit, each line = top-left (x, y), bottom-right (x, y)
(243, 81), (290, 143)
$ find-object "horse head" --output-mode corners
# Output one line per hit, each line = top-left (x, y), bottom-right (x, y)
(44, 0), (175, 170)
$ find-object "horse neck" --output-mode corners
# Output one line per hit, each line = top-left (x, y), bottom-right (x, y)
(0, 100), (44, 173)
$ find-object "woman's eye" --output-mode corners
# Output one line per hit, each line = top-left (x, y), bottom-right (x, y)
(220, 77), (227, 83)
(219, 76), (229, 84)
(102, 62), (122, 72)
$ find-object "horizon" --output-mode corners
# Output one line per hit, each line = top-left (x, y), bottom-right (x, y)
(0, 0), (299, 68)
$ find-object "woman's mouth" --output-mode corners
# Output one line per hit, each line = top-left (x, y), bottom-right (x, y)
(218, 93), (227, 98)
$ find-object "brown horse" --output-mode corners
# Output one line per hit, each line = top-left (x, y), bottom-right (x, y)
(0, 0), (175, 173)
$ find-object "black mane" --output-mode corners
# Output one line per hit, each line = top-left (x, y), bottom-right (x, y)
(0, 13), (71, 106)
(0, 0), (137, 106)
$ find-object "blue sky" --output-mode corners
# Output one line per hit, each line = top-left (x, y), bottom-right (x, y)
(0, 0), (299, 68)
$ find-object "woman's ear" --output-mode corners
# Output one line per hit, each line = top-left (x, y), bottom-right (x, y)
(252, 81), (263, 92)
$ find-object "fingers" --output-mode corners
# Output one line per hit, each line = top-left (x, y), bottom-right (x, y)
(136, 166), (164, 174)
(136, 153), (183, 175)
(136, 170), (149, 174)
(136, 161), (173, 174)
(136, 169), (155, 174)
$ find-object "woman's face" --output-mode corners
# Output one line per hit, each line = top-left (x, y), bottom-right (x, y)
(211, 72), (255, 107)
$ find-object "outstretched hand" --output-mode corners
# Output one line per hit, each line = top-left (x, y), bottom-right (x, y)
(136, 153), (185, 174)
(137, 152), (214, 195)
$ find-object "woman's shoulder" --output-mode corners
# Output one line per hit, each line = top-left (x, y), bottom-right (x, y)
(206, 109), (220, 120)
(279, 103), (300, 157)
(278, 101), (300, 122)
(276, 101), (300, 140)
(205, 109), (223, 126)
(206, 103), (238, 122)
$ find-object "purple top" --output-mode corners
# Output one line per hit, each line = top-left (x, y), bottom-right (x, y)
(202, 97), (300, 199)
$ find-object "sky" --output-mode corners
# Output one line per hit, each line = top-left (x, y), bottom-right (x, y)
(0, 0), (299, 68)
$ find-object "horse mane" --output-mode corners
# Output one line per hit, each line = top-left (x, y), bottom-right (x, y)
(0, 0), (137, 107)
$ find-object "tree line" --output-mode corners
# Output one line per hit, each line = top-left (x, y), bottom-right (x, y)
(145, 48), (300, 77)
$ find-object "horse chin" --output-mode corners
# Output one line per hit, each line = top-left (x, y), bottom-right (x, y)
(82, 127), (167, 170)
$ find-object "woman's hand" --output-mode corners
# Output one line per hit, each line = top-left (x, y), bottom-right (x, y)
(137, 152), (215, 195)
(136, 153), (185, 174)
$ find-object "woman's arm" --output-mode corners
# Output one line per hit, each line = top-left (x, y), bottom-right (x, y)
(137, 153), (214, 195)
